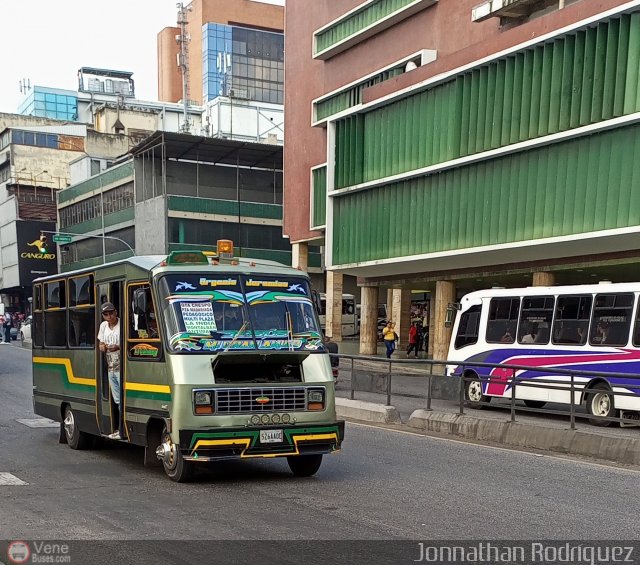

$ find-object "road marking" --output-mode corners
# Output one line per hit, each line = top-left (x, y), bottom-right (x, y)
(347, 421), (640, 474)
(16, 418), (59, 428)
(0, 473), (27, 485)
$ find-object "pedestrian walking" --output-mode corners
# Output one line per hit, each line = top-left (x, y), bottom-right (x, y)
(406, 321), (420, 358)
(382, 320), (397, 359)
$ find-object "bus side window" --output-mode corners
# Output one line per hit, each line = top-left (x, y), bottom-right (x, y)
(454, 305), (481, 349)
(486, 298), (519, 344)
(633, 297), (640, 347)
(553, 295), (592, 345)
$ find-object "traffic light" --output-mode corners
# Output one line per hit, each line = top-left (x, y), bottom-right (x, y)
(39, 234), (47, 254)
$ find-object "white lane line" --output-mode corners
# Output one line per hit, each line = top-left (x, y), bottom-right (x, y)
(16, 418), (59, 428)
(346, 421), (640, 474)
(0, 473), (27, 485)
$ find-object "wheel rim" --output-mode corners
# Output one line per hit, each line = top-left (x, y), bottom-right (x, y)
(162, 430), (177, 471)
(591, 392), (612, 417)
(63, 410), (75, 439)
(467, 380), (483, 402)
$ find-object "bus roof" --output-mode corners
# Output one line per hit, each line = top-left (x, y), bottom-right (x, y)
(34, 254), (309, 283)
(460, 281), (639, 302)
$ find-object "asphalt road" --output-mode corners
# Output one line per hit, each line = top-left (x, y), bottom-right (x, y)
(1, 344), (640, 562)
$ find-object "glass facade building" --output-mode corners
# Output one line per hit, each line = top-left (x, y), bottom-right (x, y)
(17, 87), (78, 121)
(202, 24), (284, 104)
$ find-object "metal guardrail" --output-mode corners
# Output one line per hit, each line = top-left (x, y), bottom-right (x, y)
(329, 353), (640, 430)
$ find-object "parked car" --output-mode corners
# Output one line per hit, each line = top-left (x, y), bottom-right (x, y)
(19, 316), (32, 342)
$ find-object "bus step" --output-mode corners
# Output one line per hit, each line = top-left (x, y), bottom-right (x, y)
(620, 411), (640, 427)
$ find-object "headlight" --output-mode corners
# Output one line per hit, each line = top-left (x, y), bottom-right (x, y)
(271, 413), (281, 424)
(194, 391), (212, 405)
(250, 414), (261, 425)
(307, 388), (325, 411)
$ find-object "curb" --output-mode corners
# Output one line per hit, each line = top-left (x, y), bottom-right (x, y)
(407, 409), (640, 465)
(336, 398), (401, 424)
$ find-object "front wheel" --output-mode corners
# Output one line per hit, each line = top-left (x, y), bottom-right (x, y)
(464, 374), (490, 409)
(63, 406), (92, 450)
(587, 383), (616, 427)
(161, 426), (194, 482)
(287, 454), (323, 477)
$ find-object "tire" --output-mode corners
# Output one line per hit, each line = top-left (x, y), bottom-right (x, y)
(63, 406), (92, 450)
(587, 382), (616, 427)
(523, 400), (546, 409)
(161, 425), (194, 482)
(287, 454), (323, 477)
(464, 373), (490, 409)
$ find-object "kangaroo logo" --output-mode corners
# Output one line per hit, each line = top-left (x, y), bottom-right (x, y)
(27, 240), (45, 252)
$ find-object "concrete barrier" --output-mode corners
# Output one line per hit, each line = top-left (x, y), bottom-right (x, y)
(336, 397), (400, 424)
(407, 409), (640, 465)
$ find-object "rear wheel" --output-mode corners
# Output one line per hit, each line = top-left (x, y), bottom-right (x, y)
(161, 425), (194, 482)
(587, 383), (616, 427)
(287, 454), (323, 477)
(523, 400), (546, 409)
(464, 374), (490, 409)
(63, 406), (92, 450)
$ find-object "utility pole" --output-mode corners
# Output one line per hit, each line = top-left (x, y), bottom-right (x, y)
(176, 2), (192, 134)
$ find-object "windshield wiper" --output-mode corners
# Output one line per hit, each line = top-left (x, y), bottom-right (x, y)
(223, 320), (249, 353)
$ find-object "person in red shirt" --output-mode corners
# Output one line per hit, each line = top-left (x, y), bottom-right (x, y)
(406, 321), (420, 358)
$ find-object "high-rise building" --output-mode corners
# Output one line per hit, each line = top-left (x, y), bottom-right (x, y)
(157, 0), (284, 106)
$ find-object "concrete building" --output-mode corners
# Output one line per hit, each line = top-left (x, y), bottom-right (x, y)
(0, 113), (128, 313)
(283, 0), (640, 357)
(57, 132), (322, 277)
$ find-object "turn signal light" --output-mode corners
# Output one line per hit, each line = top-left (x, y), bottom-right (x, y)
(308, 402), (324, 411)
(195, 406), (213, 414)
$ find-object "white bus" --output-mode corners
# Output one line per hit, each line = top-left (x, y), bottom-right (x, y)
(447, 282), (640, 425)
(318, 293), (358, 337)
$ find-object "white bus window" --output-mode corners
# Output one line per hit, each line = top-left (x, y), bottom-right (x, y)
(589, 293), (634, 347)
(552, 295), (592, 345)
(454, 305), (482, 349)
(486, 298), (519, 344)
(518, 296), (554, 345)
(633, 299), (640, 347)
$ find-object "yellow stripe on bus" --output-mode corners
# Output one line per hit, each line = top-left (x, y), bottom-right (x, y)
(33, 357), (96, 387)
(125, 382), (171, 394)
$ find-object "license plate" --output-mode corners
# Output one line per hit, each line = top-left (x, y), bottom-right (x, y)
(260, 429), (283, 444)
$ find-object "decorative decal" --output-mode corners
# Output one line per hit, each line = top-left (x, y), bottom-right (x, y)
(130, 343), (159, 358)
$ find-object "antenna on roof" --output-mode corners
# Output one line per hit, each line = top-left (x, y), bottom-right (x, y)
(19, 78), (31, 94)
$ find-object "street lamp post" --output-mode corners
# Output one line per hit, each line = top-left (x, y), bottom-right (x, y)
(40, 230), (136, 261)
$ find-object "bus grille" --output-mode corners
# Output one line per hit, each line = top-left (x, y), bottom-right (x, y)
(215, 387), (308, 413)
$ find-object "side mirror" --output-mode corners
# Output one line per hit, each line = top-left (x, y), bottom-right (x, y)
(445, 302), (461, 328)
(311, 289), (321, 315)
(133, 288), (148, 315)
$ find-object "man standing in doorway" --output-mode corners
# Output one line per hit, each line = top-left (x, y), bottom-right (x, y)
(97, 302), (121, 439)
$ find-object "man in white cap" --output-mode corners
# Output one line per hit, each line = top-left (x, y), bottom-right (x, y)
(97, 302), (121, 439)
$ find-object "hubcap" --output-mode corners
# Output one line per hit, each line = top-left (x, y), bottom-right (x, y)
(63, 410), (75, 439)
(592, 392), (611, 417)
(162, 432), (177, 470)
(467, 380), (483, 402)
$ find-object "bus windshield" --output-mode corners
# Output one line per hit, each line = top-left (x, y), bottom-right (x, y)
(157, 273), (324, 353)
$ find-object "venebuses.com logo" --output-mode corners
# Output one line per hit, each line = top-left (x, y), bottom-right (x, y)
(7, 540), (71, 563)
(7, 541), (30, 564)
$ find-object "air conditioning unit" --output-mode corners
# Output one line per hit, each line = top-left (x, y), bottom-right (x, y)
(472, 0), (550, 22)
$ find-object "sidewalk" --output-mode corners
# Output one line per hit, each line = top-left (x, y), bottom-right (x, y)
(333, 354), (640, 467)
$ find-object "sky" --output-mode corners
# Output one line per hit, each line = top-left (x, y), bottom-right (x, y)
(0, 0), (284, 114)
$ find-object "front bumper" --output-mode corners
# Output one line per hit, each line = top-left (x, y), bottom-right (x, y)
(180, 420), (345, 461)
